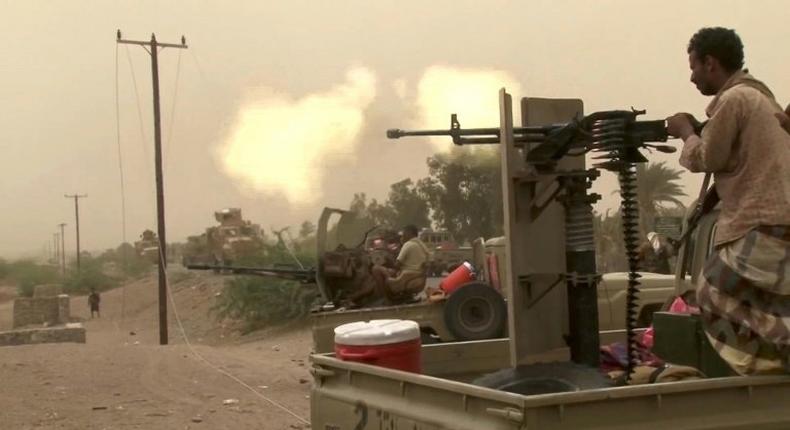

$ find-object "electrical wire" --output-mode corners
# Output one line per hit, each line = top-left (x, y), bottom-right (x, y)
(121, 41), (309, 425)
(123, 45), (155, 196)
(164, 50), (183, 171)
(157, 246), (311, 425)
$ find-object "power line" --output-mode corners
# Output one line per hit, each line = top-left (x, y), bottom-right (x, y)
(164, 49), (183, 171)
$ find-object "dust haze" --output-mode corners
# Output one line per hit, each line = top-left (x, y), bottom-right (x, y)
(2, 0), (788, 258)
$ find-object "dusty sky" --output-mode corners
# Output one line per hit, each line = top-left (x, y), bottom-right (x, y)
(1, 0), (788, 259)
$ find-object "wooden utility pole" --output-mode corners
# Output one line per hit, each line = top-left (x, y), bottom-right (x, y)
(58, 223), (67, 276)
(53, 233), (59, 267)
(117, 30), (187, 346)
(65, 194), (87, 272)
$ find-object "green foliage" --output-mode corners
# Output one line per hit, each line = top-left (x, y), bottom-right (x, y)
(59, 254), (119, 295)
(348, 179), (431, 232)
(5, 260), (60, 297)
(95, 243), (154, 278)
(212, 276), (318, 333)
(211, 227), (320, 330)
(417, 147), (503, 243)
(594, 210), (628, 273)
(635, 162), (687, 236)
(299, 221), (316, 238)
(0, 258), (8, 280)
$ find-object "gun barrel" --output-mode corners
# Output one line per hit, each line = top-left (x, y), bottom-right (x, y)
(185, 264), (316, 283)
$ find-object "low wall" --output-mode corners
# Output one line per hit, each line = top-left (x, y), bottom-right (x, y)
(0, 324), (86, 346)
(13, 295), (71, 328)
(33, 284), (63, 298)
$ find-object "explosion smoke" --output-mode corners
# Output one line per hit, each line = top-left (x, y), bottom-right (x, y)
(413, 65), (523, 149)
(219, 67), (377, 205)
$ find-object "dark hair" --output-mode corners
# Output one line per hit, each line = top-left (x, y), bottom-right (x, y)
(402, 224), (419, 237)
(687, 27), (744, 72)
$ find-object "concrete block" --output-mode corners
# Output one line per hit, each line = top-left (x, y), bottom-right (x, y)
(33, 284), (63, 298)
(0, 324), (86, 346)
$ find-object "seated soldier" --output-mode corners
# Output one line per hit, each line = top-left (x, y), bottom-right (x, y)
(372, 224), (431, 304)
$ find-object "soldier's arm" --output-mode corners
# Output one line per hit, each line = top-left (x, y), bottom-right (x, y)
(679, 92), (743, 173)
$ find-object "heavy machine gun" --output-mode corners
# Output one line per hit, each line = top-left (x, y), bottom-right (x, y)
(185, 263), (316, 283)
(388, 101), (683, 380)
(388, 110), (676, 171)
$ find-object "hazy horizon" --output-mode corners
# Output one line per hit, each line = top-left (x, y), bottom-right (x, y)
(2, 0), (788, 259)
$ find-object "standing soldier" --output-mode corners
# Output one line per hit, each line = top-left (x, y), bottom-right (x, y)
(88, 288), (101, 319)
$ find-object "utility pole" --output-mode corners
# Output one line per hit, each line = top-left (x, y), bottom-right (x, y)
(52, 233), (59, 265)
(117, 30), (187, 346)
(65, 194), (87, 272)
(58, 223), (67, 276)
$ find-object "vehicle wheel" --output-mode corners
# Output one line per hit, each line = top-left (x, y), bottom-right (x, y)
(473, 362), (613, 395)
(443, 282), (506, 341)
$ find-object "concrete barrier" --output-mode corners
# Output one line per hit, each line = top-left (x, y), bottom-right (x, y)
(33, 284), (63, 298)
(0, 323), (86, 346)
(13, 295), (71, 328)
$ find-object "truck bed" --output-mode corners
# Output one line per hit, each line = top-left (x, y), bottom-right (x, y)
(310, 339), (790, 429)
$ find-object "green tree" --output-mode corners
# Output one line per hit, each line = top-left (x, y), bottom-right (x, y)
(417, 147), (503, 243)
(594, 210), (627, 273)
(635, 162), (687, 236)
(299, 221), (316, 239)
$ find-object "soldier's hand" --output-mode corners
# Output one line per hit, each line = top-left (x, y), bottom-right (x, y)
(666, 113), (697, 140)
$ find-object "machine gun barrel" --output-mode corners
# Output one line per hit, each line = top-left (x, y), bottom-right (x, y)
(387, 111), (681, 169)
(186, 264), (316, 283)
(386, 113), (561, 145)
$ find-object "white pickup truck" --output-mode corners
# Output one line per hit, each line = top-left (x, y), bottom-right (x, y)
(309, 208), (790, 429)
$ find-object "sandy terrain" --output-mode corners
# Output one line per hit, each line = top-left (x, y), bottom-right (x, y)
(0, 270), (313, 430)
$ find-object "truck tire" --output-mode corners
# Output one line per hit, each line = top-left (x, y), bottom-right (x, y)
(443, 282), (506, 341)
(473, 362), (613, 395)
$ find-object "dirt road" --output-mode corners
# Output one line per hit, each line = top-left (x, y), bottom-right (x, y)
(0, 272), (313, 430)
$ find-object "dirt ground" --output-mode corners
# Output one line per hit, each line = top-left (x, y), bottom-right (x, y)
(0, 270), (313, 430)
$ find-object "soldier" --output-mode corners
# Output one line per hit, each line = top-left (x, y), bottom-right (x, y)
(88, 288), (101, 319)
(667, 27), (790, 374)
(343, 224), (430, 308)
(371, 224), (431, 303)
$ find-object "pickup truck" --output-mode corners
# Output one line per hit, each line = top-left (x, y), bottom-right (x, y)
(309, 208), (790, 429)
(310, 236), (676, 353)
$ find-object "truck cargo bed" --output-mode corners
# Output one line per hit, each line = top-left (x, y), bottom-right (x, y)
(310, 339), (790, 430)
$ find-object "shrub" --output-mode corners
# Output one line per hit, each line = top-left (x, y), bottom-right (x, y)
(212, 276), (319, 333)
(60, 256), (118, 295)
(7, 260), (60, 297)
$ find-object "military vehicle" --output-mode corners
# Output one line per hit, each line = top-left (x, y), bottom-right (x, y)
(307, 95), (790, 429)
(181, 208), (264, 266)
(419, 228), (474, 275)
(133, 229), (159, 263)
(310, 233), (675, 353)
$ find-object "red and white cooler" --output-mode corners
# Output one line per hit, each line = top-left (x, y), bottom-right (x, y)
(439, 261), (475, 295)
(334, 319), (422, 373)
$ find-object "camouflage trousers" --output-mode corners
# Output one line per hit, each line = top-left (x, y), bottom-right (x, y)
(697, 226), (790, 375)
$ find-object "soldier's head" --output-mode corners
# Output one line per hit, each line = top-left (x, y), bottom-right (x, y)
(687, 27), (744, 96)
(400, 224), (419, 242)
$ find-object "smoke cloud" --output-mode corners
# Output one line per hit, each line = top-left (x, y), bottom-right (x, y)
(219, 67), (377, 205)
(412, 65), (523, 148)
